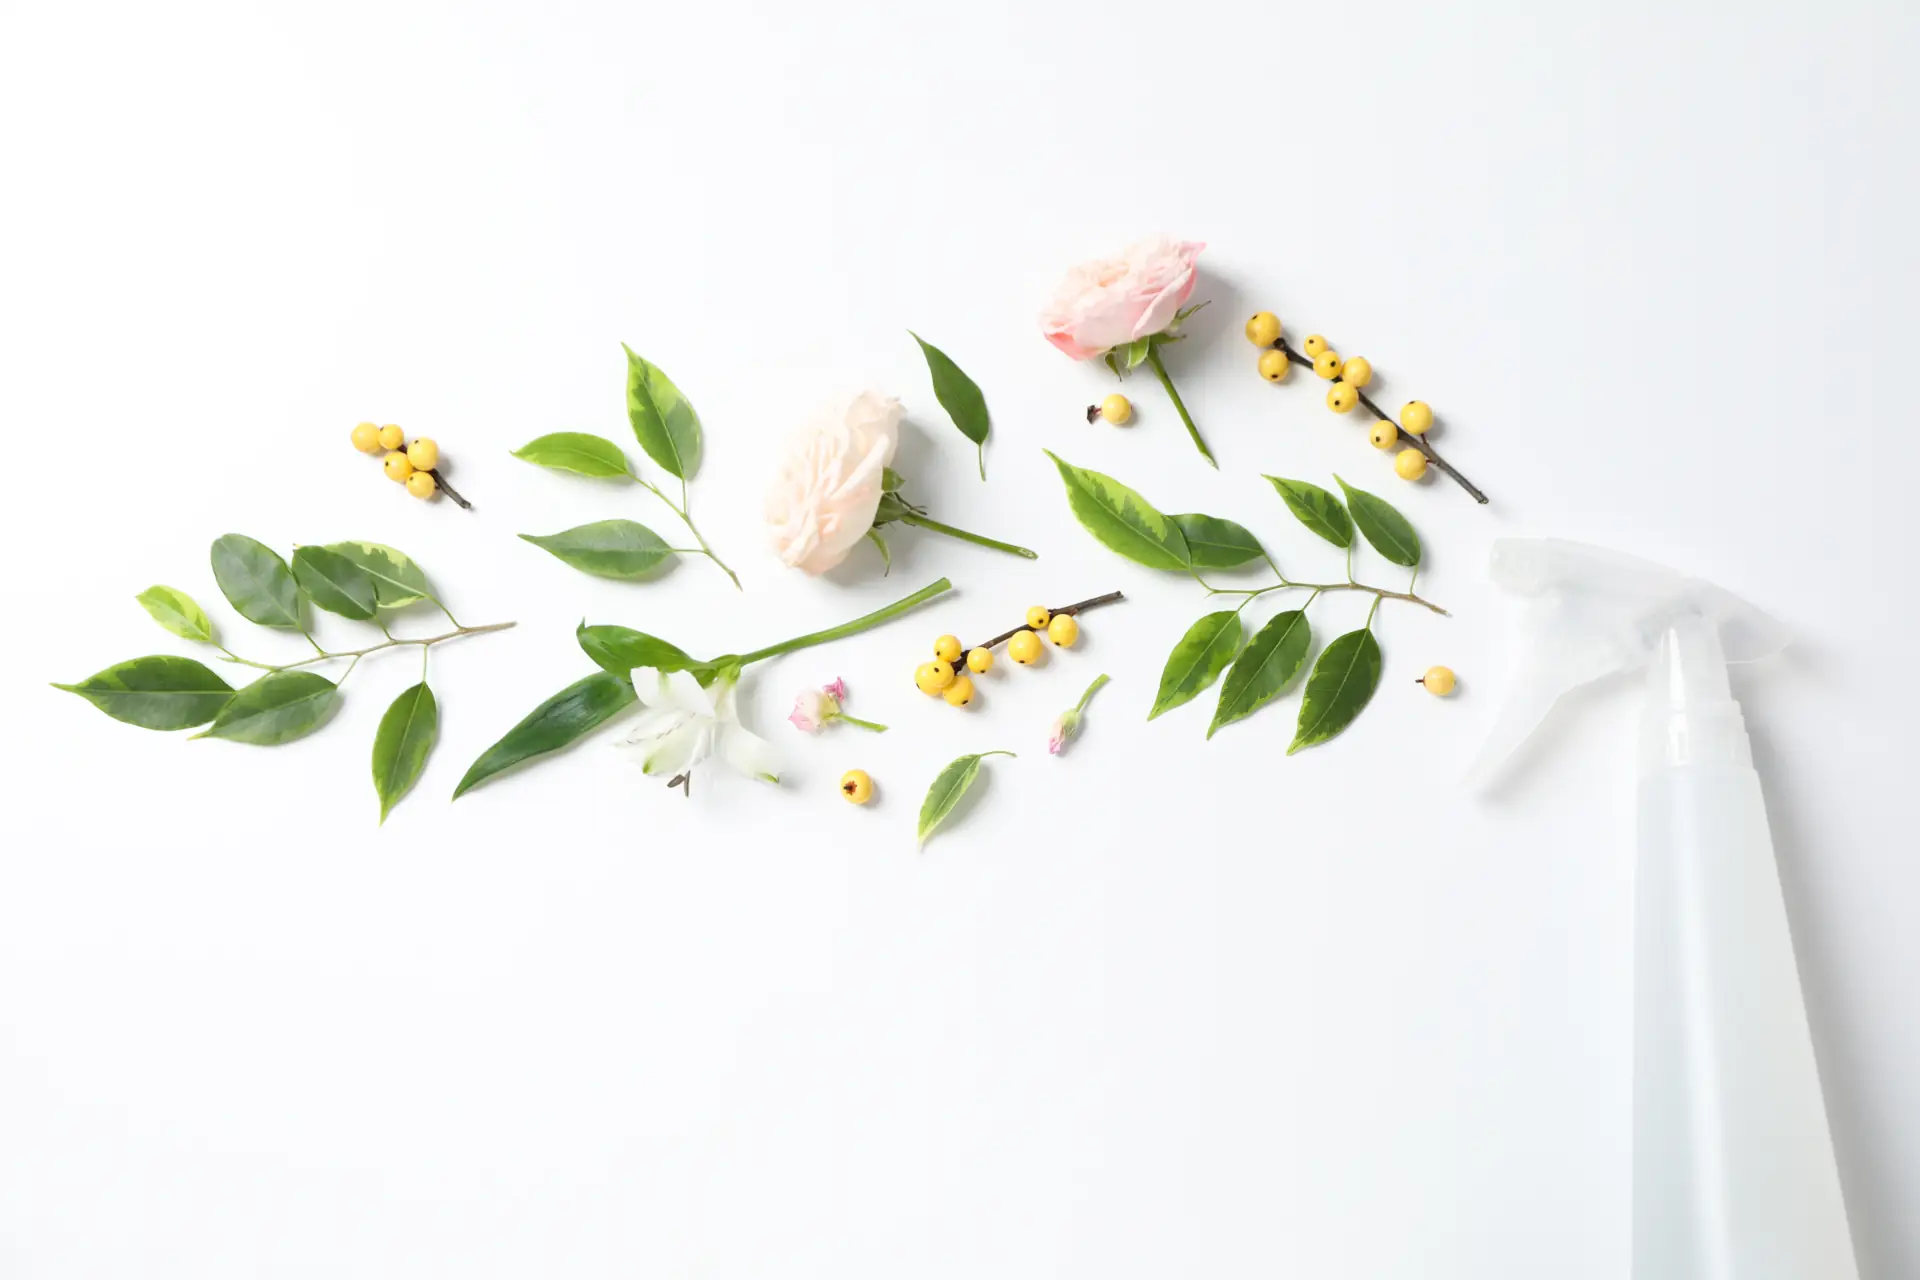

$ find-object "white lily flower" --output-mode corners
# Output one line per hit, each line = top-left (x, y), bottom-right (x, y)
(612, 667), (780, 789)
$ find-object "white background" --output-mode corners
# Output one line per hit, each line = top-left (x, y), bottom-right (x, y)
(1, 2), (1912, 1276)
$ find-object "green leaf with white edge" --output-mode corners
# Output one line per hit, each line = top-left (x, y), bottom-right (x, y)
(1123, 336), (1153, 369)
(135, 585), (214, 643)
(1336, 475), (1421, 567)
(210, 534), (302, 629)
(291, 546), (378, 620)
(866, 527), (892, 575)
(320, 542), (434, 609)
(916, 750), (1014, 848)
(910, 331), (991, 479)
(1265, 477), (1353, 549)
(1170, 514), (1265, 570)
(520, 520), (675, 581)
(1208, 609), (1312, 739)
(195, 670), (338, 745)
(623, 344), (702, 480)
(54, 655), (234, 730)
(1289, 628), (1384, 755)
(576, 623), (699, 678)
(510, 431), (634, 480)
(1149, 611), (1243, 721)
(454, 670), (637, 798)
(1045, 451), (1190, 572)
(371, 681), (438, 822)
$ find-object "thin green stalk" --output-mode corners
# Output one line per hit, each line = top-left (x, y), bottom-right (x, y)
(219, 621), (517, 673)
(635, 472), (742, 590)
(1073, 673), (1110, 715)
(838, 714), (889, 733)
(900, 512), (1038, 560)
(1146, 347), (1216, 468)
(1202, 578), (1447, 616)
(734, 578), (953, 666)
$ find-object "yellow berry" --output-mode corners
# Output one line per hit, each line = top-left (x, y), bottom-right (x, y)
(1394, 448), (1429, 481)
(1257, 349), (1291, 383)
(1313, 349), (1342, 380)
(1302, 334), (1329, 358)
(1244, 311), (1282, 347)
(1368, 421), (1398, 450)
(377, 424), (404, 450)
(840, 769), (874, 804)
(943, 675), (975, 707)
(406, 436), (439, 470)
(1340, 357), (1373, 388)
(1025, 606), (1050, 629)
(405, 470), (437, 499)
(1420, 666), (1457, 696)
(915, 660), (956, 695)
(1401, 400), (1433, 434)
(1327, 383), (1359, 414)
(1007, 630), (1044, 665)
(1099, 394), (1133, 425)
(933, 634), (962, 662)
(966, 647), (994, 674)
(383, 452), (415, 482)
(1047, 614), (1079, 647)
(351, 422), (382, 453)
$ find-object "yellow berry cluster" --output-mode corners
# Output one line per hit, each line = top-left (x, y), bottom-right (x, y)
(350, 422), (471, 508)
(913, 597), (1111, 710)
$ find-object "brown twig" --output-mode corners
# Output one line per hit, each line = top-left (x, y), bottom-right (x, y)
(964, 591), (1124, 651)
(428, 468), (473, 510)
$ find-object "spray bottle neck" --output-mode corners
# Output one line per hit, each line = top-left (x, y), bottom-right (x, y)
(1640, 616), (1752, 772)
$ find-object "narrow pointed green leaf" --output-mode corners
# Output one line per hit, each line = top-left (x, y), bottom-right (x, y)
(372, 681), (438, 822)
(1123, 336), (1153, 369)
(916, 750), (1014, 847)
(1170, 514), (1264, 570)
(520, 520), (675, 581)
(195, 670), (338, 745)
(291, 546), (378, 620)
(320, 542), (434, 609)
(210, 534), (302, 629)
(511, 431), (635, 479)
(1149, 611), (1243, 720)
(865, 527), (892, 574)
(1336, 476), (1421, 567)
(454, 670), (637, 799)
(1208, 609), (1312, 739)
(1045, 451), (1189, 571)
(54, 655), (234, 730)
(1265, 477), (1353, 549)
(135, 585), (214, 643)
(1289, 628), (1384, 754)
(576, 623), (698, 677)
(623, 344), (702, 480)
(910, 331), (990, 478)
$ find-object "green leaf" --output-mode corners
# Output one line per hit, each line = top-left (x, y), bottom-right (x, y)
(135, 585), (214, 643)
(1044, 451), (1189, 572)
(291, 546), (378, 620)
(320, 542), (434, 609)
(576, 623), (698, 677)
(623, 344), (702, 480)
(1265, 477), (1353, 549)
(865, 528), (892, 575)
(910, 331), (990, 479)
(210, 534), (302, 629)
(510, 431), (634, 479)
(371, 681), (438, 823)
(54, 655), (234, 730)
(1170, 514), (1265, 570)
(1289, 628), (1384, 754)
(1103, 351), (1124, 379)
(519, 520), (675, 581)
(1336, 476), (1421, 567)
(1122, 336), (1153, 369)
(454, 670), (638, 798)
(1149, 611), (1243, 721)
(195, 670), (338, 745)
(1208, 609), (1312, 739)
(881, 467), (906, 493)
(916, 750), (1014, 848)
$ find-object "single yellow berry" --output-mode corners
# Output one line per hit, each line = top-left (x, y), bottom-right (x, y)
(1369, 421), (1398, 450)
(840, 769), (874, 804)
(405, 470), (437, 499)
(351, 422), (382, 453)
(377, 424), (404, 451)
(1025, 606), (1051, 629)
(933, 634), (962, 663)
(1340, 357), (1373, 388)
(1099, 394), (1133, 425)
(1257, 349), (1291, 383)
(1007, 630), (1044, 665)
(1327, 383), (1359, 414)
(1244, 311), (1282, 347)
(915, 660), (956, 695)
(1420, 666), (1457, 697)
(1313, 349), (1343, 380)
(406, 436), (439, 470)
(1394, 448), (1429, 481)
(1302, 334), (1329, 358)
(966, 647), (994, 674)
(943, 675), (975, 707)
(1401, 400), (1433, 434)
(383, 452), (415, 482)
(1047, 614), (1079, 647)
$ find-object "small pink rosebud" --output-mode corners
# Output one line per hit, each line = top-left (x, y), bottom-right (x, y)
(788, 688), (833, 734)
(823, 677), (848, 703)
(1048, 711), (1076, 755)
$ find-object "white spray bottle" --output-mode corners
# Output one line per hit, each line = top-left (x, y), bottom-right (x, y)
(1467, 538), (1858, 1280)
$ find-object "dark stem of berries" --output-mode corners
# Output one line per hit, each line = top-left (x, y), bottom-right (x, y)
(964, 590), (1124, 652)
(429, 468), (474, 510)
(1271, 337), (1490, 505)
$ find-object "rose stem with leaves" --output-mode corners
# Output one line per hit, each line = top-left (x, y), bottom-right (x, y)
(1268, 336), (1488, 505)
(1145, 348), (1217, 468)
(962, 590), (1124, 651)
(898, 512), (1037, 560)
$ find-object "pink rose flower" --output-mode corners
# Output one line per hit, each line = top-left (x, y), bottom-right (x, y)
(1040, 237), (1206, 360)
(765, 391), (902, 574)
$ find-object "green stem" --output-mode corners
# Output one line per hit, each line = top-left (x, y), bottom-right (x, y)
(734, 578), (953, 667)
(1203, 578), (1447, 616)
(636, 474), (743, 590)
(1146, 347), (1216, 468)
(837, 713), (890, 733)
(1073, 673), (1110, 715)
(219, 621), (517, 673)
(899, 512), (1037, 560)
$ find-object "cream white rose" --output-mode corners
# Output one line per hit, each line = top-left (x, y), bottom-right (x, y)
(765, 390), (902, 575)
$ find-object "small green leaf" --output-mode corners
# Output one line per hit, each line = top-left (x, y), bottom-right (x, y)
(454, 670), (637, 798)
(1336, 476), (1421, 567)
(865, 527), (892, 575)
(1045, 451), (1189, 572)
(623, 344), (702, 480)
(320, 542), (434, 609)
(210, 534), (302, 629)
(510, 432), (634, 480)
(1103, 351), (1124, 379)
(371, 681), (438, 823)
(1208, 609), (1312, 739)
(1289, 628), (1384, 754)
(576, 623), (699, 677)
(1170, 514), (1265, 570)
(54, 655), (234, 730)
(195, 670), (338, 745)
(1122, 336), (1153, 369)
(519, 520), (675, 581)
(910, 331), (990, 479)
(1265, 477), (1353, 549)
(291, 546), (378, 620)
(916, 750), (1014, 848)
(882, 467), (906, 493)
(1149, 611), (1243, 720)
(135, 585), (214, 643)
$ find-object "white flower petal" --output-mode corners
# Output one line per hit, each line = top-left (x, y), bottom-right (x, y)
(717, 722), (780, 782)
(642, 720), (712, 776)
(612, 706), (691, 750)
